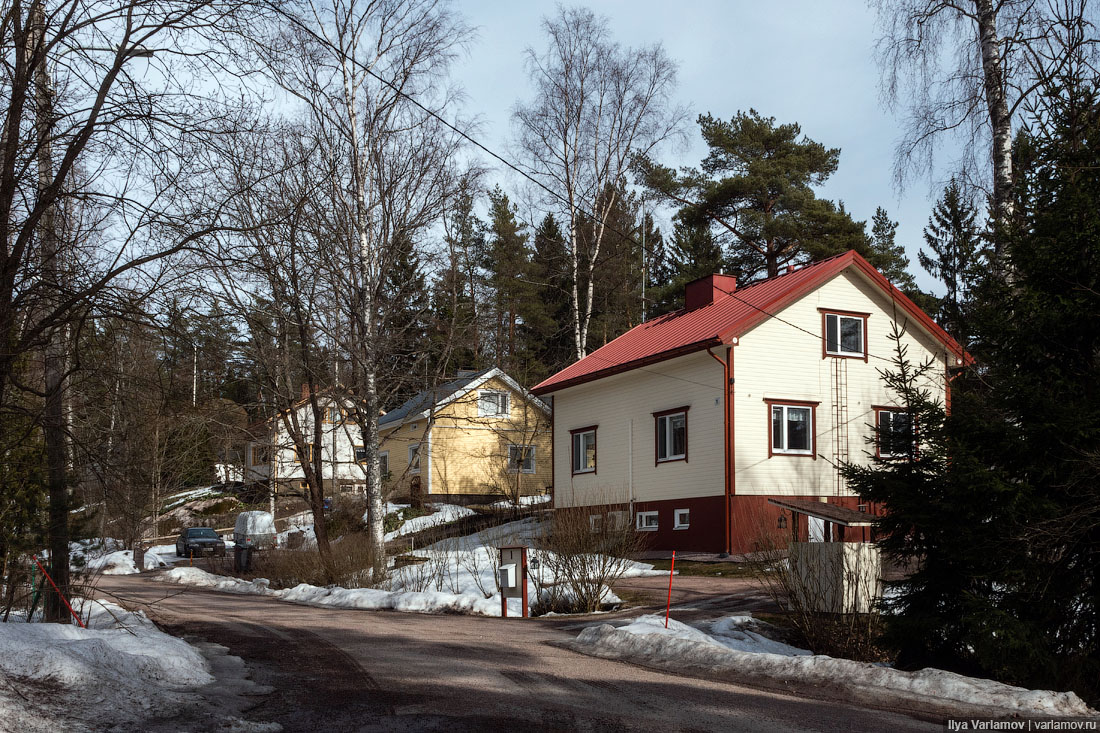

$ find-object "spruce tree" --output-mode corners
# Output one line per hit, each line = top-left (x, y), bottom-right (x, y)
(521, 214), (574, 382)
(918, 181), (982, 345)
(484, 188), (534, 375)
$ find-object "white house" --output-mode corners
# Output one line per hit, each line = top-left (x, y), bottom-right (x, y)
(244, 392), (371, 495)
(531, 251), (966, 554)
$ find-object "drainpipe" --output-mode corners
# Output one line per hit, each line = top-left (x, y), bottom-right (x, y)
(707, 344), (734, 554)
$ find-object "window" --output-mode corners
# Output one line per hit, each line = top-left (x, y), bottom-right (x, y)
(608, 510), (629, 531)
(876, 408), (914, 459)
(636, 511), (659, 531)
(354, 445), (367, 463)
(478, 390), (510, 417)
(408, 444), (421, 474)
(250, 446), (268, 466)
(589, 515), (603, 533)
(295, 443), (316, 464)
(822, 310), (868, 359)
(674, 509), (690, 530)
(768, 400), (817, 457)
(322, 407), (342, 424)
(507, 445), (536, 473)
(654, 407), (688, 463)
(379, 451), (389, 478)
(570, 427), (597, 474)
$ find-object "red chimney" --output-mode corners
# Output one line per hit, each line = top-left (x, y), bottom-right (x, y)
(684, 274), (737, 310)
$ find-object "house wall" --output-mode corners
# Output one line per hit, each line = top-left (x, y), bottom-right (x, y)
(732, 269), (949, 502)
(379, 375), (551, 500)
(551, 351), (726, 510)
(244, 398), (371, 491)
(548, 267), (950, 552)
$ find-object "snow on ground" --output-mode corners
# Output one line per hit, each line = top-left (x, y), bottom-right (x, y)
(156, 517), (663, 618)
(572, 614), (1096, 717)
(0, 599), (278, 732)
(488, 494), (552, 509)
(383, 503), (476, 541)
(162, 484), (225, 511)
(70, 539), (169, 575)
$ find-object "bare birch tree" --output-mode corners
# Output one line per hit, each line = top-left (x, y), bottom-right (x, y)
(873, 0), (1097, 241)
(255, 0), (472, 579)
(513, 6), (685, 360)
(0, 0), (266, 620)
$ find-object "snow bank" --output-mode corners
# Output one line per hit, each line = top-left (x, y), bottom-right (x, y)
(573, 615), (1095, 717)
(0, 599), (278, 732)
(70, 539), (169, 575)
(489, 494), (552, 509)
(383, 503), (476, 541)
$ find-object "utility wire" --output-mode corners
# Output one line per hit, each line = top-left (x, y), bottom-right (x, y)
(335, 43), (951, 370)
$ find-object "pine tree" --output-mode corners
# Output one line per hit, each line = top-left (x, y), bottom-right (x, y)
(646, 220), (723, 317)
(484, 188), (534, 375)
(638, 110), (879, 280)
(918, 181), (982, 345)
(521, 214), (574, 383)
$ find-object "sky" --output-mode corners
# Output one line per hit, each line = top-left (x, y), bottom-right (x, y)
(452, 0), (958, 294)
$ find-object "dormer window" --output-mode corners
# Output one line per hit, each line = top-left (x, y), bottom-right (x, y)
(821, 310), (868, 360)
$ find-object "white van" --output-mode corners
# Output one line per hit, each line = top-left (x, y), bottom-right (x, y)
(234, 511), (276, 550)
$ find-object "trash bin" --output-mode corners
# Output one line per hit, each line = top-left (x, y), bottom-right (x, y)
(233, 545), (252, 573)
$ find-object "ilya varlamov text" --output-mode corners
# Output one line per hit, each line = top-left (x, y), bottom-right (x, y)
(947, 721), (1097, 731)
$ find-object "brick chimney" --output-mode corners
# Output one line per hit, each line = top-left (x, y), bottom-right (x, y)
(684, 274), (737, 310)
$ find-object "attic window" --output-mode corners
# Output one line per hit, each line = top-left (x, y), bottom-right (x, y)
(821, 310), (868, 360)
(478, 390), (510, 417)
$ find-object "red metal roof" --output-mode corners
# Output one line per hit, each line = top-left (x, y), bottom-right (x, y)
(531, 250), (967, 395)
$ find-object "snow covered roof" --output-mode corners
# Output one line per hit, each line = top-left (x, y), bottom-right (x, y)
(378, 367), (549, 428)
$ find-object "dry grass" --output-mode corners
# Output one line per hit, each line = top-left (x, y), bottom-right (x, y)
(236, 532), (379, 590)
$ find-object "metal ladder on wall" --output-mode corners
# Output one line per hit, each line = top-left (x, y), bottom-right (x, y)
(832, 357), (850, 496)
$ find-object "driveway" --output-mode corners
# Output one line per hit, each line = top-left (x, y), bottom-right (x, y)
(96, 573), (938, 732)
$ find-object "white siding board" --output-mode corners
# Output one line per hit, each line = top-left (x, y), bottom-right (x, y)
(552, 351), (725, 508)
(733, 270), (948, 497)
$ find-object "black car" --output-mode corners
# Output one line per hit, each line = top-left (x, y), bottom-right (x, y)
(175, 527), (227, 557)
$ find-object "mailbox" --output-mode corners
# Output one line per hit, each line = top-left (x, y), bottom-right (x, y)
(499, 563), (517, 589)
(498, 545), (528, 618)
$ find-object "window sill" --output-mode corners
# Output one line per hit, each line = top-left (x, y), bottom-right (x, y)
(673, 525), (689, 531)
(771, 451), (814, 458)
(572, 469), (596, 475)
(825, 351), (865, 359)
(636, 527), (658, 532)
(656, 456), (686, 464)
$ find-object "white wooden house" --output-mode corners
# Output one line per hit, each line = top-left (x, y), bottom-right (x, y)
(244, 392), (371, 495)
(531, 251), (966, 553)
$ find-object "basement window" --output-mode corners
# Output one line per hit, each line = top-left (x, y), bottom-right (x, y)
(636, 511), (658, 531)
(674, 509), (690, 530)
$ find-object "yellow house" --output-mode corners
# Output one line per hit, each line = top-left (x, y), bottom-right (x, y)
(378, 368), (552, 504)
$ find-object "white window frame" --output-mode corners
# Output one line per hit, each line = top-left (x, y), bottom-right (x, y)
(588, 514), (603, 533)
(379, 451), (389, 477)
(478, 390), (510, 417)
(408, 443), (421, 474)
(655, 409), (688, 462)
(674, 508), (690, 530)
(636, 511), (659, 531)
(571, 428), (596, 474)
(771, 404), (814, 456)
(354, 445), (367, 463)
(824, 312), (865, 358)
(507, 445), (536, 474)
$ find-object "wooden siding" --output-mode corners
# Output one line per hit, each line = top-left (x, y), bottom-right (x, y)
(379, 375), (551, 499)
(551, 351), (726, 508)
(733, 269), (948, 498)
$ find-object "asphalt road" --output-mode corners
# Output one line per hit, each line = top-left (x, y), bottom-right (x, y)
(97, 573), (939, 733)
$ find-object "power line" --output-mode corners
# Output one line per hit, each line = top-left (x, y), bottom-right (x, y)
(314, 33), (947, 371)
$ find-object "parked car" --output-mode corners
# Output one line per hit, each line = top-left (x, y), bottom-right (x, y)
(175, 527), (226, 557)
(234, 511), (276, 551)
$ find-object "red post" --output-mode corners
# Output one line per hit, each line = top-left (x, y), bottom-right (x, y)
(521, 548), (529, 619)
(665, 550), (676, 628)
(32, 555), (85, 628)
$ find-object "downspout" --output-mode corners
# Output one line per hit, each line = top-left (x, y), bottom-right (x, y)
(707, 345), (734, 555)
(628, 419), (634, 514)
(426, 420), (433, 495)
